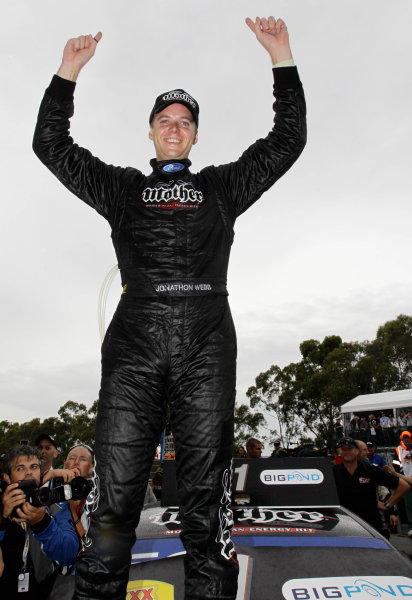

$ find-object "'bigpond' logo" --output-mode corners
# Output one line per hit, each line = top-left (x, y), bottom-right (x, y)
(282, 576), (412, 599)
(126, 580), (174, 600)
(260, 469), (324, 485)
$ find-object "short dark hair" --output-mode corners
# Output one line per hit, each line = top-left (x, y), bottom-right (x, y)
(2, 444), (41, 476)
(246, 438), (262, 450)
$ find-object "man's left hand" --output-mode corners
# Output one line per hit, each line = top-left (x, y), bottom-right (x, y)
(245, 16), (293, 65)
(14, 502), (46, 526)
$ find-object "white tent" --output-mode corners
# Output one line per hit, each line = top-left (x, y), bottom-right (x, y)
(341, 389), (412, 415)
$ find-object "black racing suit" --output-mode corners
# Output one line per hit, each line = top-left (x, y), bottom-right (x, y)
(33, 66), (306, 600)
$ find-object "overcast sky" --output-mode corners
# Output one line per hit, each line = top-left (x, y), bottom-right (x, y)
(1, 0), (411, 432)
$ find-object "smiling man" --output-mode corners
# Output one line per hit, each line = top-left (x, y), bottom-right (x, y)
(33, 15), (306, 600)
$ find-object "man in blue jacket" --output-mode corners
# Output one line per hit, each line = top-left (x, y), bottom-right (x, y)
(0, 445), (79, 599)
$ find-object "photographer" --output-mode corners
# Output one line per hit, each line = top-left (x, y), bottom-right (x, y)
(0, 444), (79, 599)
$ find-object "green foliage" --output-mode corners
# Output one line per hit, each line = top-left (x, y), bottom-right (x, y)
(234, 403), (265, 448)
(0, 401), (98, 464)
(242, 315), (412, 449)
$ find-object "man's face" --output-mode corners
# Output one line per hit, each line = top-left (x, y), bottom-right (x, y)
(9, 455), (41, 485)
(404, 437), (412, 449)
(37, 439), (58, 471)
(248, 442), (263, 458)
(64, 446), (93, 478)
(357, 442), (368, 462)
(149, 103), (198, 161)
(340, 444), (359, 464)
(367, 445), (375, 457)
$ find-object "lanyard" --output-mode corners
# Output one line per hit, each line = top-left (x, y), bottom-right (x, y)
(21, 522), (30, 572)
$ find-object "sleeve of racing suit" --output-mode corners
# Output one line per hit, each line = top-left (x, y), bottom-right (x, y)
(32, 75), (134, 221)
(215, 66), (306, 218)
(31, 502), (79, 566)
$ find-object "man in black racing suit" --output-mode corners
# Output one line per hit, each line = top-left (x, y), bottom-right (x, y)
(33, 16), (306, 600)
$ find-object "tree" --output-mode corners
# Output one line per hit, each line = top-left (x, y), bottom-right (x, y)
(246, 315), (412, 449)
(364, 314), (412, 392)
(246, 365), (302, 448)
(248, 337), (370, 448)
(0, 400), (98, 461)
(234, 403), (265, 448)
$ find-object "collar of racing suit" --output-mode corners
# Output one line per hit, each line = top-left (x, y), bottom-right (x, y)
(149, 158), (192, 176)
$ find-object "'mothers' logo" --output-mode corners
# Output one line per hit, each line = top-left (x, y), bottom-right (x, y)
(142, 182), (203, 209)
(282, 576), (412, 599)
(260, 469), (324, 485)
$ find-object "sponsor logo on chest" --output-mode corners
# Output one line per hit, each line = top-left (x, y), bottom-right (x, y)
(141, 180), (204, 209)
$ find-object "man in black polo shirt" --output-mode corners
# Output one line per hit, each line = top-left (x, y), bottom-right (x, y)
(333, 437), (410, 535)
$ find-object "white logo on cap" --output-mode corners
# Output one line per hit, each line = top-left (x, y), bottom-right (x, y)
(162, 90), (196, 109)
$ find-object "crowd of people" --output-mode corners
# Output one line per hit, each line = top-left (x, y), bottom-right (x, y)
(2, 422), (411, 597)
(0, 435), (94, 599)
(235, 429), (412, 541)
(335, 409), (412, 446)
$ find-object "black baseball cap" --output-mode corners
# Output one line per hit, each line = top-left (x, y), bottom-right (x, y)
(149, 89), (199, 126)
(35, 434), (58, 449)
(337, 437), (358, 448)
(366, 441), (375, 448)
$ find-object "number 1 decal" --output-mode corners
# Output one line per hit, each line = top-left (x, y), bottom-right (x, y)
(234, 463), (249, 491)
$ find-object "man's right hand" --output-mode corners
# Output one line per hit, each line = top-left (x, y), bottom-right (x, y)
(1, 480), (26, 519)
(57, 32), (102, 82)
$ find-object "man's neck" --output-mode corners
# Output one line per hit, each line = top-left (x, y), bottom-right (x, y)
(343, 460), (358, 475)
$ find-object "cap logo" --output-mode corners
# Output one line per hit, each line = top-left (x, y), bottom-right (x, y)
(162, 90), (196, 109)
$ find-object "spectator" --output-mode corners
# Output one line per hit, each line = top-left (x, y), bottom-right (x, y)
(357, 441), (395, 538)
(246, 438), (263, 459)
(271, 439), (288, 458)
(355, 440), (368, 462)
(379, 413), (391, 445)
(395, 431), (412, 537)
(406, 410), (412, 430)
(0, 444), (79, 599)
(359, 417), (369, 440)
(35, 434), (59, 479)
(333, 437), (409, 536)
(387, 415), (397, 445)
(350, 416), (360, 433)
(271, 440), (280, 456)
(366, 442), (386, 468)
(343, 419), (352, 436)
(334, 418), (343, 440)
(388, 414), (396, 429)
(236, 446), (246, 458)
(398, 412), (407, 431)
(64, 444), (94, 541)
(380, 412), (389, 429)
(368, 414), (379, 443)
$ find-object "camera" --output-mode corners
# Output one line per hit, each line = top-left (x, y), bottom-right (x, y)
(4, 477), (92, 511)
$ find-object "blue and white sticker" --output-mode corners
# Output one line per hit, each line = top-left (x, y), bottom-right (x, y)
(162, 163), (185, 173)
(282, 576), (412, 599)
(260, 469), (324, 485)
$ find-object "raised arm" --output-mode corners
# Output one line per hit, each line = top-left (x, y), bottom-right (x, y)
(211, 16), (306, 218)
(57, 32), (102, 82)
(32, 32), (137, 221)
(245, 16), (293, 64)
